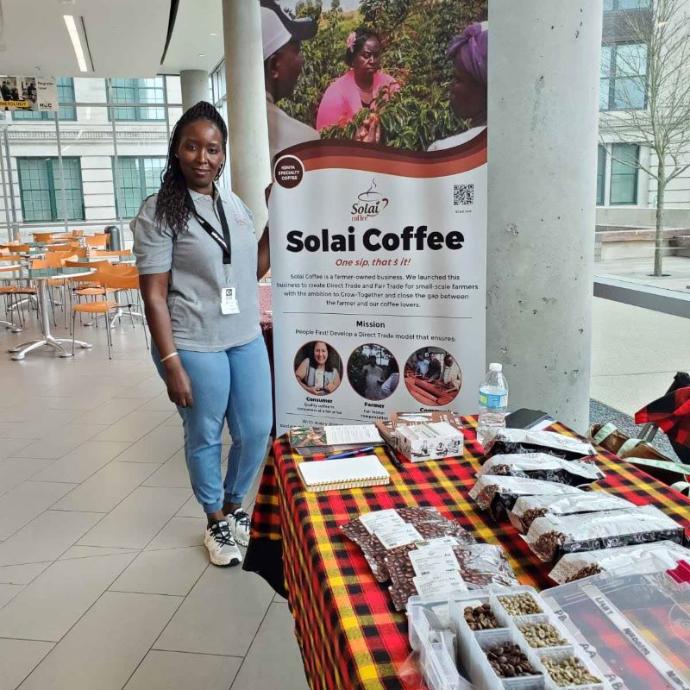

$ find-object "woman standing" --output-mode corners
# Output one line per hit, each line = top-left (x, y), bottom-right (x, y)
(295, 341), (341, 395)
(316, 28), (399, 131)
(132, 101), (272, 567)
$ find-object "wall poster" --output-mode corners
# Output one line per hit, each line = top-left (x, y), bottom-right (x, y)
(0, 76), (58, 112)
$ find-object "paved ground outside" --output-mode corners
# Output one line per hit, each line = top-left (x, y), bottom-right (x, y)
(591, 294), (689, 462)
(595, 254), (690, 293)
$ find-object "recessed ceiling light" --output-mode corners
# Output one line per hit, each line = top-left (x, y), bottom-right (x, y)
(63, 15), (88, 72)
(209, 32), (217, 37)
(198, 53), (206, 57)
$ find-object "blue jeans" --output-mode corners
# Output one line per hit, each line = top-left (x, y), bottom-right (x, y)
(153, 336), (273, 514)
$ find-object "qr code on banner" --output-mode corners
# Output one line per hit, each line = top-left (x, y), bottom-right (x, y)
(453, 184), (474, 206)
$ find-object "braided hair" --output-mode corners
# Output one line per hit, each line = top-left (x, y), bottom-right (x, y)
(155, 101), (228, 235)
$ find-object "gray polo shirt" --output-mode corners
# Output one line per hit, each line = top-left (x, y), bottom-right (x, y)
(132, 188), (260, 352)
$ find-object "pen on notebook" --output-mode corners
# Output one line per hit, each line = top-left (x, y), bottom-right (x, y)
(326, 446), (376, 460)
(384, 448), (405, 471)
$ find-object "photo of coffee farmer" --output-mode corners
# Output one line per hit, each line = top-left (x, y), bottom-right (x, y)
(347, 343), (399, 401)
(263, 0), (487, 152)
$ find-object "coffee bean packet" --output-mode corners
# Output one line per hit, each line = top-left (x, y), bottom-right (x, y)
(508, 491), (635, 533)
(387, 543), (518, 612)
(549, 539), (690, 583)
(483, 429), (595, 461)
(469, 475), (582, 519)
(340, 507), (474, 582)
(479, 453), (605, 487)
(525, 505), (687, 562)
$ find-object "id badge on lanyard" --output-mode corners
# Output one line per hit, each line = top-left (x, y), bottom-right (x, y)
(221, 287), (240, 315)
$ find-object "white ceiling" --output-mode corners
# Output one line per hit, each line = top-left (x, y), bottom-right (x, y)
(160, 0), (224, 74)
(0, 0), (171, 77)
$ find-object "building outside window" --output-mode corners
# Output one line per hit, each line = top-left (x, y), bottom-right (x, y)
(600, 42), (648, 111)
(17, 157), (84, 221)
(113, 156), (166, 218)
(109, 78), (165, 121)
(609, 143), (639, 204)
(12, 77), (77, 121)
(604, 0), (651, 10)
(596, 145), (607, 206)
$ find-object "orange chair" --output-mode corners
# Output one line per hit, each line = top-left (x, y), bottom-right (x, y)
(84, 234), (108, 249)
(6, 244), (32, 254)
(71, 269), (148, 359)
(0, 264), (37, 330)
(32, 231), (55, 242)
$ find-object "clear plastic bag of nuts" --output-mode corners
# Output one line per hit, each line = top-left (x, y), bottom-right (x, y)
(340, 507), (474, 583)
(387, 543), (518, 612)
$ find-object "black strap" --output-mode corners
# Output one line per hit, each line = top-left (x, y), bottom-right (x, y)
(185, 190), (232, 265)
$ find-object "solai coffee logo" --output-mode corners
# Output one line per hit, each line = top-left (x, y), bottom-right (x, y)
(351, 178), (389, 221)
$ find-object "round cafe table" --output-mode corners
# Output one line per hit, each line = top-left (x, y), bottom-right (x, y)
(0, 266), (95, 360)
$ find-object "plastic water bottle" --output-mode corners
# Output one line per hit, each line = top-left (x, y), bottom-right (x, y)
(478, 363), (509, 445)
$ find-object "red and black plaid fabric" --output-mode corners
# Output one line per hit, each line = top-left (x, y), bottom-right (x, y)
(635, 386), (690, 461)
(244, 418), (690, 690)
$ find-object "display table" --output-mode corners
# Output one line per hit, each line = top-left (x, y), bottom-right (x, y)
(244, 418), (690, 690)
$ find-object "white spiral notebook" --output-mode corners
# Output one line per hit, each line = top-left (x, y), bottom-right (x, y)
(297, 455), (390, 492)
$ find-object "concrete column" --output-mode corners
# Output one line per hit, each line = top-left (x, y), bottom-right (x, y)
(487, 0), (603, 432)
(222, 0), (270, 234)
(180, 69), (210, 112)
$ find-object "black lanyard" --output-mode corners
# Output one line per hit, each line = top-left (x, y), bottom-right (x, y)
(185, 190), (232, 265)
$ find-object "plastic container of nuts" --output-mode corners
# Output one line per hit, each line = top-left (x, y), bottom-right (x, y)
(536, 648), (604, 690)
(456, 622), (546, 690)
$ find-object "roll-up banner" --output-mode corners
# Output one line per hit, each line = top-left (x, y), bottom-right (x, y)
(262, 0), (488, 432)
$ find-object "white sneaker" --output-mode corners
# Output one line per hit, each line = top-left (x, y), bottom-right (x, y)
(228, 509), (251, 547)
(204, 520), (242, 567)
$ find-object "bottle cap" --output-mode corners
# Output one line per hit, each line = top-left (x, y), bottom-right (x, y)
(489, 363), (502, 372)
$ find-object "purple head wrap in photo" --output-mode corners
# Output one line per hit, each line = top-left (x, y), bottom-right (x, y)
(447, 22), (488, 86)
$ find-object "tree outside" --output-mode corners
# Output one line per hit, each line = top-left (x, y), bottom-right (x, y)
(599, 0), (690, 276)
(280, 0), (487, 151)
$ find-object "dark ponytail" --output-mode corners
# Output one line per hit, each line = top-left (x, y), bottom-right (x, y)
(154, 101), (228, 235)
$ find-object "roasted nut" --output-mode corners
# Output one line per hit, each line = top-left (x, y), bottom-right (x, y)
(485, 642), (537, 678)
(463, 603), (499, 630)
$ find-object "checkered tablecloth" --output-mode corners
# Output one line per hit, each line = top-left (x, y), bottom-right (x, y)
(243, 419), (690, 690)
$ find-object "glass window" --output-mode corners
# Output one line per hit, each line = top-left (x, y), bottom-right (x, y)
(600, 43), (647, 111)
(609, 143), (639, 204)
(605, 0), (651, 9)
(110, 78), (165, 121)
(596, 145), (607, 205)
(12, 78), (76, 121)
(18, 157), (84, 221)
(113, 156), (166, 217)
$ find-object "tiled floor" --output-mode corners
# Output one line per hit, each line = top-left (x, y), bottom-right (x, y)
(0, 317), (308, 690)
